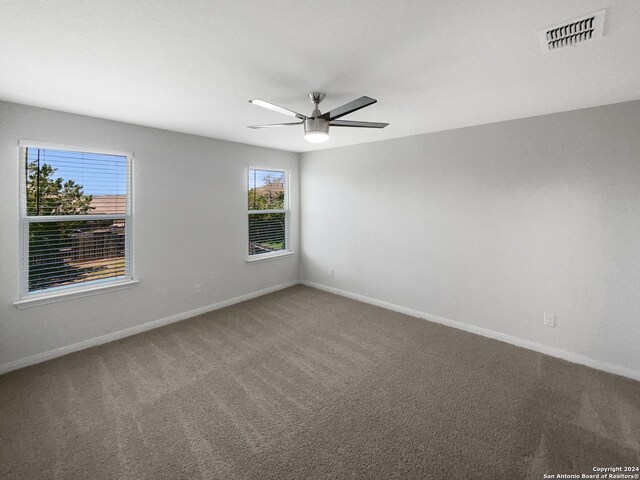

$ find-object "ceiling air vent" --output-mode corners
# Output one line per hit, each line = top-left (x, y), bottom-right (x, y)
(538, 9), (606, 52)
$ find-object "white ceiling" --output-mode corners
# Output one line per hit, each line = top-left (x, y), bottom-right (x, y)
(1, 0), (639, 153)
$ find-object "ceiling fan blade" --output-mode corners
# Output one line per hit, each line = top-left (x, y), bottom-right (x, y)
(329, 120), (389, 128)
(248, 122), (303, 129)
(249, 99), (306, 120)
(323, 96), (377, 121)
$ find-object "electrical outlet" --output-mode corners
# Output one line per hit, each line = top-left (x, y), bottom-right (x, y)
(544, 313), (556, 328)
(328, 268), (334, 276)
(194, 283), (202, 294)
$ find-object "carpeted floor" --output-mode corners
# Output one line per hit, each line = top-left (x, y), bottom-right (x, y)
(1, 285), (638, 479)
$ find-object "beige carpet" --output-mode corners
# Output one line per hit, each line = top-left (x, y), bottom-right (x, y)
(1, 285), (638, 479)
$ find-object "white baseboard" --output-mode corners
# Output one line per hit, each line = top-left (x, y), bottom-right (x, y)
(300, 280), (640, 382)
(0, 281), (298, 375)
(4, 279), (638, 383)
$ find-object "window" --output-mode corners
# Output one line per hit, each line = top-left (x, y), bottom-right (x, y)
(247, 168), (290, 258)
(19, 142), (133, 299)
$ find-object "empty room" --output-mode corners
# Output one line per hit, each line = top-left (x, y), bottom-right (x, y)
(1, 1), (639, 479)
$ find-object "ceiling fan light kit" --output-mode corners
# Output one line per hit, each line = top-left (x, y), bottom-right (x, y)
(248, 92), (388, 143)
(304, 120), (330, 144)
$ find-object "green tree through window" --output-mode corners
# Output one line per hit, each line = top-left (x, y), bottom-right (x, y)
(27, 157), (97, 290)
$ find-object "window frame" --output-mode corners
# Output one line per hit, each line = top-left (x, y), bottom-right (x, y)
(16, 140), (136, 306)
(246, 166), (293, 262)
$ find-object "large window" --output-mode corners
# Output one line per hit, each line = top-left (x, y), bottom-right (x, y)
(19, 142), (133, 298)
(247, 168), (289, 258)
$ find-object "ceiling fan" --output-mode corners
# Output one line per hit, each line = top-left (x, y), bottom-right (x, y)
(248, 92), (389, 143)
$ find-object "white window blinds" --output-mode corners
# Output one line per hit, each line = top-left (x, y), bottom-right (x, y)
(19, 144), (133, 297)
(247, 168), (289, 257)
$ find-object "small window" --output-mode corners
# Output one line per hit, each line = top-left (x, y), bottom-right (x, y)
(19, 143), (133, 298)
(247, 168), (289, 257)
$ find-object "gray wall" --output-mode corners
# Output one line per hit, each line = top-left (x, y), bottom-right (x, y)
(2, 100), (639, 377)
(0, 101), (299, 368)
(300, 101), (640, 376)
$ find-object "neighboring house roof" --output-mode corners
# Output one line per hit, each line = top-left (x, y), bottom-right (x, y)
(89, 195), (127, 214)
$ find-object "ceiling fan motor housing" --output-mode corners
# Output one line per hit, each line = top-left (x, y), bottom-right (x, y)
(304, 116), (329, 136)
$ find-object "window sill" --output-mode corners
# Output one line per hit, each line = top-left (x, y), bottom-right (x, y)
(246, 250), (295, 263)
(14, 279), (139, 309)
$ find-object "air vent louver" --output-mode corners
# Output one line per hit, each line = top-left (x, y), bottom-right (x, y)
(538, 10), (606, 52)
